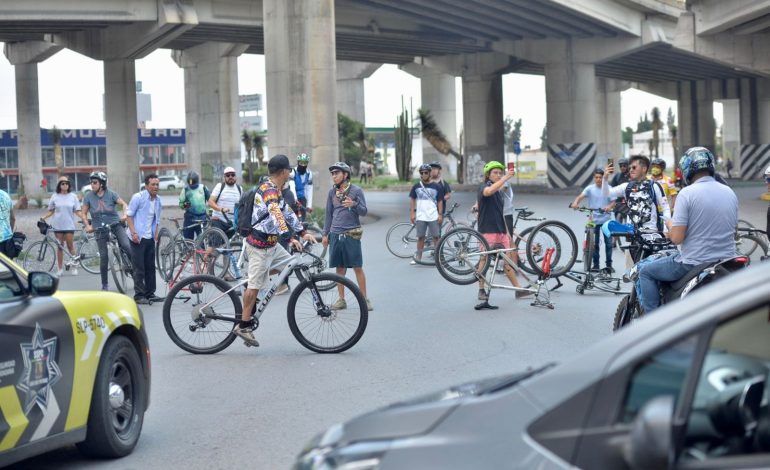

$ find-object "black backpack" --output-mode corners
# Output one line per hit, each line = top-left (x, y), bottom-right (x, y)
(233, 188), (272, 237)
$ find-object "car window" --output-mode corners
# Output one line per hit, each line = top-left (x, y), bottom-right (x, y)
(620, 334), (699, 423)
(0, 260), (25, 299)
(680, 305), (770, 463)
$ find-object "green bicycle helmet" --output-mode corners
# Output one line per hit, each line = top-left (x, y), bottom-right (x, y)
(483, 161), (505, 175)
(297, 153), (310, 164)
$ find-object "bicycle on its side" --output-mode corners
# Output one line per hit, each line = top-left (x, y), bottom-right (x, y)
(162, 248), (368, 354)
(22, 220), (100, 275)
(734, 220), (769, 263)
(550, 207), (628, 296)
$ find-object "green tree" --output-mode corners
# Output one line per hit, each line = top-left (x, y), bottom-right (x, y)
(338, 112), (366, 171)
(667, 107), (678, 163)
(503, 116), (523, 152)
(417, 108), (463, 182)
(539, 125), (547, 151)
(621, 126), (634, 147)
(394, 105), (412, 181)
(241, 129), (254, 183)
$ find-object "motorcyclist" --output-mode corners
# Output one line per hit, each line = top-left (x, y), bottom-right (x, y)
(636, 147), (738, 314)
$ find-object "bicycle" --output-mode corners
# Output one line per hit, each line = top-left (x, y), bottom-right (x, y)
(156, 216), (230, 281)
(385, 202), (467, 264)
(22, 221), (100, 274)
(735, 225), (768, 263)
(93, 222), (135, 295)
(433, 226), (555, 309)
(162, 249), (368, 354)
(549, 207), (628, 296)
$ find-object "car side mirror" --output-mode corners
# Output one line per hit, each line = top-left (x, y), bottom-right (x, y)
(28, 271), (58, 296)
(624, 395), (674, 470)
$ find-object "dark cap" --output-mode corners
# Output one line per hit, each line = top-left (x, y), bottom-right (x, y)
(268, 154), (291, 171)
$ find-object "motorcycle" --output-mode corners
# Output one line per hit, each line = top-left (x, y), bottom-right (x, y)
(604, 220), (751, 331)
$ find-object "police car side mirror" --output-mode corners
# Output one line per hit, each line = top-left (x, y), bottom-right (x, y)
(28, 271), (59, 296)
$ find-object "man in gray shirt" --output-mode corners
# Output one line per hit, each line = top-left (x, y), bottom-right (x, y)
(323, 162), (372, 311)
(637, 147), (737, 313)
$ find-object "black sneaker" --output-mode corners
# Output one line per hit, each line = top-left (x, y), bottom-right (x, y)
(605, 266), (615, 274)
(147, 295), (166, 303)
(135, 298), (149, 305)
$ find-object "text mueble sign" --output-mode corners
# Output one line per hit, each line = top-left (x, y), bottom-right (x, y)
(239, 94), (262, 112)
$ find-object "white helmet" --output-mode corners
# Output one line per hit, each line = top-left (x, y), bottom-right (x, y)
(765, 164), (770, 177)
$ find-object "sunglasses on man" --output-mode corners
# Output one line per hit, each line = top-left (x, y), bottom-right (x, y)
(225, 172), (236, 177)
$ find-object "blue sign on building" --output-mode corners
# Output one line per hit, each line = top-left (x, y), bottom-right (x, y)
(0, 128), (186, 147)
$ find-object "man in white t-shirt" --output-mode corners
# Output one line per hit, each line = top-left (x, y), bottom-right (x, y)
(408, 164), (444, 264)
(570, 168), (614, 272)
(207, 166), (242, 239)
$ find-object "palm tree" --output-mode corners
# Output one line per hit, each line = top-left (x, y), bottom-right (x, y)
(241, 129), (254, 183)
(650, 107), (663, 158)
(416, 108), (464, 182)
(252, 132), (265, 166)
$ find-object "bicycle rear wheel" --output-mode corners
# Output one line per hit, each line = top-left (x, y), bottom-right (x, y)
(155, 228), (173, 281)
(435, 227), (490, 285)
(582, 227), (595, 272)
(195, 227), (230, 277)
(22, 240), (56, 272)
(737, 233), (768, 263)
(385, 222), (418, 258)
(513, 226), (538, 275)
(526, 221), (578, 277)
(162, 274), (240, 354)
(78, 236), (100, 274)
(287, 273), (368, 353)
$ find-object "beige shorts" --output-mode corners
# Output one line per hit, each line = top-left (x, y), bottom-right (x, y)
(245, 242), (292, 291)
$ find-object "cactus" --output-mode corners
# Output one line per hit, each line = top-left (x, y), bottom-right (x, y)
(394, 105), (412, 181)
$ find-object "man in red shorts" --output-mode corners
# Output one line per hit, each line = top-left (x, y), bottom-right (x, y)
(476, 161), (531, 302)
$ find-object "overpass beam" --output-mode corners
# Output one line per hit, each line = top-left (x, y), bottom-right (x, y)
(172, 42), (246, 186)
(401, 63), (459, 178)
(4, 41), (62, 195)
(336, 61), (380, 124)
(264, 0), (338, 203)
(104, 59), (140, 200)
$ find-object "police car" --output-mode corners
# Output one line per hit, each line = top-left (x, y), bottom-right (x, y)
(0, 254), (150, 466)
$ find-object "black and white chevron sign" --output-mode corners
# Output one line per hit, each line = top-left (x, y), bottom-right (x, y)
(739, 144), (770, 180)
(547, 143), (596, 189)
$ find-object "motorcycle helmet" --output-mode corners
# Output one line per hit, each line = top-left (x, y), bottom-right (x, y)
(617, 157), (629, 167)
(187, 171), (199, 186)
(679, 147), (715, 185)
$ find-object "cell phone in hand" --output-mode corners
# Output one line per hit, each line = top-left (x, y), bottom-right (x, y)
(507, 162), (515, 172)
(607, 158), (614, 167)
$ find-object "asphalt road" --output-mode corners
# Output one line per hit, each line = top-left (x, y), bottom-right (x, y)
(12, 182), (769, 470)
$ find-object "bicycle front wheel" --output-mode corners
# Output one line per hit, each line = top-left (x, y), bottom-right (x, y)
(22, 241), (56, 272)
(513, 226), (538, 275)
(385, 222), (418, 258)
(737, 233), (768, 263)
(435, 227), (490, 285)
(163, 274), (240, 354)
(287, 273), (368, 353)
(526, 221), (578, 277)
(110, 246), (134, 294)
(299, 243), (334, 291)
(78, 236), (101, 274)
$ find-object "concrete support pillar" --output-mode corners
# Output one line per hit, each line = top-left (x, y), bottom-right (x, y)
(462, 73), (504, 183)
(104, 59), (139, 200)
(264, 0), (338, 203)
(14, 63), (43, 195)
(421, 71), (458, 177)
(4, 41), (61, 195)
(544, 61), (597, 188)
(677, 80), (715, 154)
(736, 78), (770, 179)
(336, 61), (380, 124)
(720, 99), (740, 169)
(595, 78), (622, 161)
(173, 42), (245, 187)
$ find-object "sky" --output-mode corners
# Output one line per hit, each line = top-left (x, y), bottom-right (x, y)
(0, 46), (716, 150)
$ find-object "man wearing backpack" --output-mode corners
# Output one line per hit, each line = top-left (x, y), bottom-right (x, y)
(208, 166), (242, 238)
(603, 154), (670, 237)
(233, 155), (316, 347)
(179, 171), (210, 239)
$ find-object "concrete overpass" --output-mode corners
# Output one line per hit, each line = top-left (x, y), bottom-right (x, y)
(1, 0), (769, 198)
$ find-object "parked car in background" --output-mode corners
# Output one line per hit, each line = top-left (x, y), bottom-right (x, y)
(0, 254), (151, 467)
(294, 262), (770, 469)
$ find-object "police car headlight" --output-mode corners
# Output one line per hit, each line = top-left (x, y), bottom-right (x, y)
(294, 424), (389, 470)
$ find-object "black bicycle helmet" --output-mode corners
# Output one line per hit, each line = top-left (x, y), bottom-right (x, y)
(419, 164), (432, 173)
(329, 162), (352, 174)
(187, 171), (199, 186)
(617, 157), (629, 166)
(428, 161), (442, 169)
(650, 157), (666, 170)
